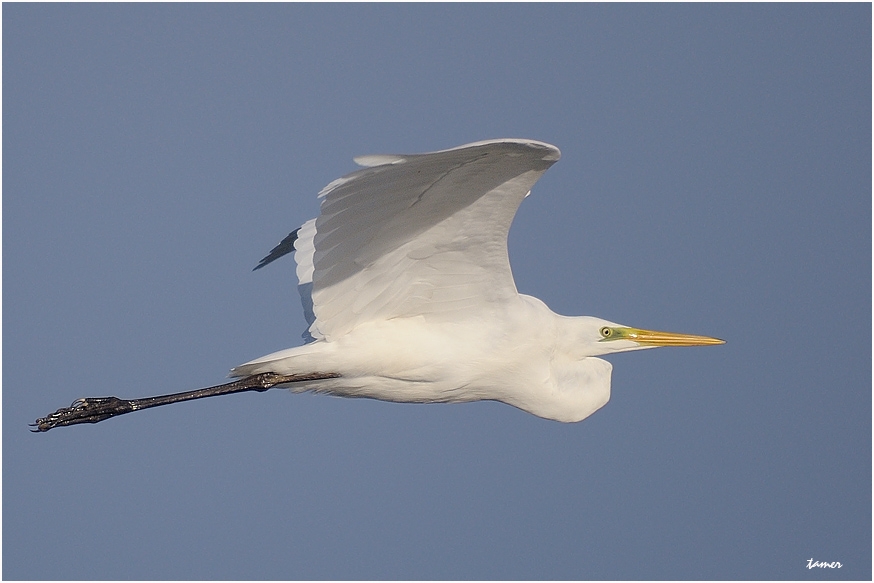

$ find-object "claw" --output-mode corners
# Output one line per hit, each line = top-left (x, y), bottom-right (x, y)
(31, 397), (133, 432)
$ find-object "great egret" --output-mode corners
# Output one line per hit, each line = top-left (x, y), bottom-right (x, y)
(33, 139), (723, 431)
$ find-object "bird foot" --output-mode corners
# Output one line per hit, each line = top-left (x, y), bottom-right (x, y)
(31, 397), (134, 432)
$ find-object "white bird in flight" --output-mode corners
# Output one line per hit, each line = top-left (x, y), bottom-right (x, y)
(34, 139), (723, 431)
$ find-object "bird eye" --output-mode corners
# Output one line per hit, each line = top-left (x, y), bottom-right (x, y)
(600, 327), (612, 338)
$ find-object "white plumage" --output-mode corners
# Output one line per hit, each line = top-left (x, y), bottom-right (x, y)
(232, 139), (723, 422)
(32, 138), (723, 432)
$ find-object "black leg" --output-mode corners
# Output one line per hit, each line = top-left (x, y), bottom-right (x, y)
(31, 371), (340, 432)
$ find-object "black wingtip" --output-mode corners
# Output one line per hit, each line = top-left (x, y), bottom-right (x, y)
(253, 228), (300, 271)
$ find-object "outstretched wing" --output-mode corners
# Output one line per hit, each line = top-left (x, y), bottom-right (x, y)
(265, 139), (561, 341)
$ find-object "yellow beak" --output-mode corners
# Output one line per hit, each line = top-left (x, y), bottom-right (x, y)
(605, 327), (725, 347)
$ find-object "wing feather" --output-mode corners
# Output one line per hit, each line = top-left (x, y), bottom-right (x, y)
(277, 139), (561, 341)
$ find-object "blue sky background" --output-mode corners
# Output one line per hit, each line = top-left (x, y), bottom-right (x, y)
(4, 4), (870, 580)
